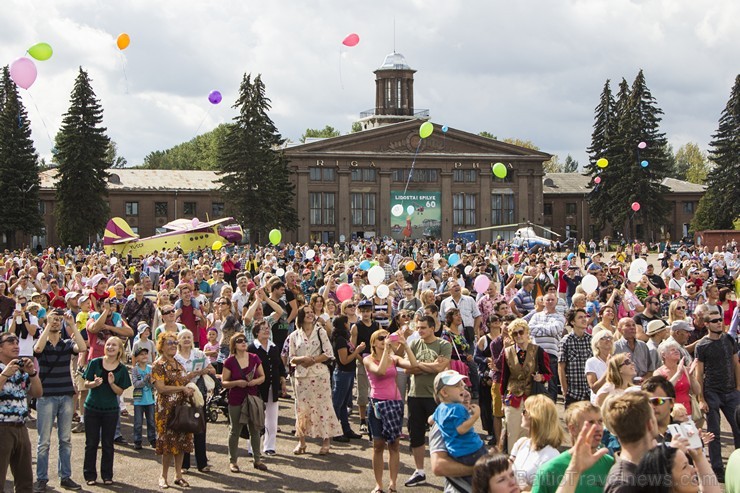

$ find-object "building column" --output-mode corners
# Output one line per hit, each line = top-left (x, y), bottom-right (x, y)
(517, 170), (529, 224)
(441, 170), (453, 240)
(337, 169), (351, 242)
(295, 169), (309, 243)
(532, 169), (544, 226)
(379, 170), (392, 238)
(479, 167), (492, 243)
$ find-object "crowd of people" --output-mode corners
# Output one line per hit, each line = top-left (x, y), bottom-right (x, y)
(0, 236), (738, 493)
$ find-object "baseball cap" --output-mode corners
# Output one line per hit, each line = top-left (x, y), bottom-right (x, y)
(433, 370), (467, 401)
(358, 299), (373, 309)
(78, 294), (90, 304)
(65, 292), (81, 303)
(670, 320), (693, 332)
(137, 322), (151, 334)
(133, 347), (149, 357)
(645, 319), (669, 336)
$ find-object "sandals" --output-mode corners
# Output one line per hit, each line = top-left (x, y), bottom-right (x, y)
(388, 488), (398, 493)
(158, 477), (169, 489)
(229, 463), (240, 473)
(173, 479), (190, 488)
(292, 444), (307, 455)
(371, 488), (385, 493)
(198, 465), (211, 473)
(86, 480), (96, 486)
(103, 480), (114, 485)
(318, 445), (331, 455)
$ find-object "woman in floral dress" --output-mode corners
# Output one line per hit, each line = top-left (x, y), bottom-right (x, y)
(151, 331), (195, 489)
(288, 306), (342, 455)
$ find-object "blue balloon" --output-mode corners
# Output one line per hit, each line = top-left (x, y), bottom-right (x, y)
(567, 253), (575, 260)
(442, 125), (449, 133)
(359, 260), (372, 271)
(641, 160), (649, 168)
(448, 253), (460, 266)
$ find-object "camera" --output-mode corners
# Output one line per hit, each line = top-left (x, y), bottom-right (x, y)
(53, 308), (65, 316)
(16, 358), (26, 372)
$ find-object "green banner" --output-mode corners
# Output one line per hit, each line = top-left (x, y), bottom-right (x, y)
(390, 191), (441, 240)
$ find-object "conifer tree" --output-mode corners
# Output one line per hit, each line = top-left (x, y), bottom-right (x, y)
(0, 66), (43, 248)
(693, 74), (740, 230)
(217, 74), (298, 243)
(54, 67), (111, 246)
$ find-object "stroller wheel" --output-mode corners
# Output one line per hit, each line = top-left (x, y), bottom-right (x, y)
(208, 409), (219, 423)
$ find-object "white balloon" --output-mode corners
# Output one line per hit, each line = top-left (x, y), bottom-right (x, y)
(305, 249), (316, 259)
(464, 265), (473, 275)
(407, 205), (415, 216)
(627, 268), (643, 283)
(391, 204), (404, 217)
(376, 284), (390, 299)
(581, 274), (599, 294)
(631, 258), (648, 274)
(109, 257), (118, 265)
(275, 268), (285, 277)
(368, 265), (385, 286)
(361, 284), (375, 299)
(433, 253), (441, 260)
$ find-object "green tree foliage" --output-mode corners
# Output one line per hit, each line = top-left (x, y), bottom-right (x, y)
(502, 137), (539, 150)
(478, 131), (497, 139)
(0, 66), (43, 248)
(562, 154), (579, 173)
(351, 121), (362, 133)
(673, 142), (709, 184)
(300, 125), (340, 143)
(141, 123), (230, 169)
(694, 74), (740, 229)
(543, 155), (561, 173)
(106, 141), (128, 168)
(54, 67), (111, 246)
(217, 73), (298, 243)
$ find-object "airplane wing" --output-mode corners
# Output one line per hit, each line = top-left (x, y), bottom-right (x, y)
(162, 217), (236, 232)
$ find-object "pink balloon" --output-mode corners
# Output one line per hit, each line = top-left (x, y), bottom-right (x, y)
(336, 283), (354, 302)
(342, 33), (360, 47)
(10, 57), (37, 89)
(594, 177), (601, 184)
(473, 275), (490, 294)
(637, 142), (647, 149)
(631, 202), (641, 211)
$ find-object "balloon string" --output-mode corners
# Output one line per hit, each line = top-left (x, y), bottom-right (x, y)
(403, 139), (422, 196)
(25, 90), (54, 147)
(194, 106), (213, 136)
(118, 52), (129, 94)
(338, 47), (344, 90)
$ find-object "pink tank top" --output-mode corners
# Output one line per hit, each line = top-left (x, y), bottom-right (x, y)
(367, 359), (401, 400)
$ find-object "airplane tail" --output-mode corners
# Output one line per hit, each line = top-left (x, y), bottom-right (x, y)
(103, 217), (139, 247)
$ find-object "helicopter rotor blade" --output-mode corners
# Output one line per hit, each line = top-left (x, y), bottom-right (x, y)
(527, 222), (561, 238)
(457, 223), (521, 234)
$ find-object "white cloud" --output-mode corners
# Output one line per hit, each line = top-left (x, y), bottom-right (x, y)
(1, 0), (737, 167)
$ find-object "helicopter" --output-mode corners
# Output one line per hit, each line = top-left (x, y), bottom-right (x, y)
(457, 222), (562, 252)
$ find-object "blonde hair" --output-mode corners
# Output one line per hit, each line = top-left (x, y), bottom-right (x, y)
(369, 329), (390, 360)
(106, 336), (126, 362)
(606, 353), (631, 388)
(507, 318), (530, 340)
(591, 331), (614, 357)
(524, 394), (565, 450)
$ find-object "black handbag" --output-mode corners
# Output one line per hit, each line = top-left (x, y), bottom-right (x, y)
(529, 347), (548, 396)
(167, 396), (206, 434)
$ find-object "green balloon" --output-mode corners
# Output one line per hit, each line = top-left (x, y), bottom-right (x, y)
(492, 162), (507, 179)
(28, 42), (53, 61)
(268, 229), (282, 245)
(419, 121), (434, 139)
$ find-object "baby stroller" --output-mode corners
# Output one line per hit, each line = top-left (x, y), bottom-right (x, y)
(204, 378), (229, 423)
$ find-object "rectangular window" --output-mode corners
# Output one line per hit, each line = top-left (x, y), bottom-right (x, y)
(38, 201), (46, 215)
(683, 201), (695, 214)
(310, 193), (322, 225)
(491, 193), (515, 225)
(453, 193), (476, 226)
(453, 170), (477, 182)
(566, 203), (577, 215)
(351, 168), (362, 181)
(363, 168), (376, 182)
(323, 168), (336, 181)
(309, 167), (322, 181)
(184, 202), (196, 216)
(212, 202), (225, 217)
(351, 193), (363, 226)
(323, 193), (335, 225)
(154, 202), (168, 217)
(543, 203), (553, 216)
(365, 193), (376, 226)
(125, 201), (138, 216)
(391, 168), (439, 183)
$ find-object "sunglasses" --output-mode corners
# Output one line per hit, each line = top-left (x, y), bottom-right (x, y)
(376, 336), (387, 342)
(675, 306), (686, 310)
(708, 319), (722, 323)
(649, 397), (674, 406)
(162, 310), (175, 315)
(620, 359), (633, 367)
(164, 340), (178, 346)
(1, 335), (20, 345)
(345, 304), (356, 308)
(235, 339), (247, 344)
(511, 330), (526, 337)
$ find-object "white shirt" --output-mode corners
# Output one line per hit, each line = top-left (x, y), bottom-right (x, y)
(232, 289), (250, 314)
(439, 295), (481, 328)
(584, 356), (607, 405)
(510, 437), (560, 488)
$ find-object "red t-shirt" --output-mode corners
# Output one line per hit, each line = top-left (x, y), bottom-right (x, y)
(223, 353), (262, 406)
(48, 289), (68, 309)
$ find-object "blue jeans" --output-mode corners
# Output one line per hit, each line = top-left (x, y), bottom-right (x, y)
(546, 353), (560, 402)
(704, 389), (740, 474)
(36, 395), (74, 482)
(133, 404), (156, 444)
(332, 369), (355, 434)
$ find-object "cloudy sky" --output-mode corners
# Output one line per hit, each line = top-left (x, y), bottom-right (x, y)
(1, 0), (737, 168)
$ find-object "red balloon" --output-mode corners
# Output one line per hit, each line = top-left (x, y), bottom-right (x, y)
(342, 33), (360, 47)
(631, 202), (641, 212)
(594, 177), (601, 184)
(336, 283), (354, 302)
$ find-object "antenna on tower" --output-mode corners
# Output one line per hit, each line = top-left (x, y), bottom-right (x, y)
(393, 17), (396, 53)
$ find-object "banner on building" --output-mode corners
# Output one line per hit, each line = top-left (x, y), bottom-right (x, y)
(389, 191), (441, 240)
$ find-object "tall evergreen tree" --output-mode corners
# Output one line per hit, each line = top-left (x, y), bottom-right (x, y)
(562, 155), (579, 173)
(54, 67), (111, 246)
(0, 66), (43, 248)
(694, 74), (740, 229)
(217, 74), (298, 243)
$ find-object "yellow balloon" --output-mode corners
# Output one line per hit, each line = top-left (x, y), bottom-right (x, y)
(212, 240), (223, 251)
(405, 261), (416, 272)
(116, 33), (130, 51)
(419, 121), (434, 139)
(596, 158), (609, 168)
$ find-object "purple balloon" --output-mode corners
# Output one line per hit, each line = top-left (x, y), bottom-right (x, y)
(208, 90), (222, 105)
(10, 57), (37, 89)
(637, 141), (647, 149)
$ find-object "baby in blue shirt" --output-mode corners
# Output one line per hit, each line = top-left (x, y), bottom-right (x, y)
(432, 370), (487, 466)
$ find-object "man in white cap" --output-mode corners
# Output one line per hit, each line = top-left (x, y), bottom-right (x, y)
(658, 320), (693, 364)
(644, 319), (669, 369)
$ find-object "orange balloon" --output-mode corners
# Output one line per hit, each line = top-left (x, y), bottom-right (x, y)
(116, 33), (130, 50)
(405, 261), (416, 272)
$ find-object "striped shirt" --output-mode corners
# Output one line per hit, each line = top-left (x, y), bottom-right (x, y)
(34, 339), (78, 396)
